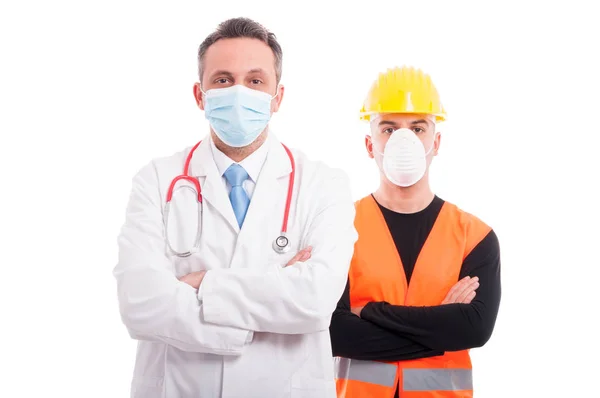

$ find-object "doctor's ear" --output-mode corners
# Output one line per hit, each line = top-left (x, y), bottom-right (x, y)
(193, 83), (205, 110)
(271, 84), (285, 113)
(365, 135), (374, 158)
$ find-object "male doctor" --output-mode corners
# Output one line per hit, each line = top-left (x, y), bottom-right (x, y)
(113, 17), (358, 398)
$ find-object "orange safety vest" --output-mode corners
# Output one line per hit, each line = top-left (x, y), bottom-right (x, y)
(335, 195), (491, 398)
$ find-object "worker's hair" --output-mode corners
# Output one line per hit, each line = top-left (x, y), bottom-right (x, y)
(197, 17), (283, 84)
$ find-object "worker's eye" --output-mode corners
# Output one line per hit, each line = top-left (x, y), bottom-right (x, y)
(413, 127), (425, 134)
(382, 127), (395, 134)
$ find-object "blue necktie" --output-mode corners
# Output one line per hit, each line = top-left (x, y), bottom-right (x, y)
(223, 164), (250, 228)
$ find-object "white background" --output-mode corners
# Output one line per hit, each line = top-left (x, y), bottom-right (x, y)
(1, 1), (599, 397)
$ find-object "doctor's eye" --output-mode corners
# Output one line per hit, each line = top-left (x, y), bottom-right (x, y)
(215, 78), (230, 84)
(250, 79), (263, 85)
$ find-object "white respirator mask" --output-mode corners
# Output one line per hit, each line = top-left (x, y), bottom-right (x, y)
(372, 128), (436, 187)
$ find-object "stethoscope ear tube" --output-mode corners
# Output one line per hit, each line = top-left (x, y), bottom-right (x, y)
(164, 185), (202, 257)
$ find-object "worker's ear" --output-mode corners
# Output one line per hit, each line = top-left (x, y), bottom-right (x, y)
(193, 83), (204, 111)
(433, 132), (441, 156)
(365, 135), (374, 159)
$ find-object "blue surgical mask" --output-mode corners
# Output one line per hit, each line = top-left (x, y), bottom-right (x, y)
(202, 84), (277, 147)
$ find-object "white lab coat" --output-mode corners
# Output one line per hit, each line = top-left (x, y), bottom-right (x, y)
(113, 134), (358, 398)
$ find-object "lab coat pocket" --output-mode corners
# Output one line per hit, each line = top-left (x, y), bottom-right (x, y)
(291, 373), (335, 398)
(130, 376), (163, 398)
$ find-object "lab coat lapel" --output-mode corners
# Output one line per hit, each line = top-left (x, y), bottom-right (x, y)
(236, 136), (293, 250)
(189, 138), (240, 233)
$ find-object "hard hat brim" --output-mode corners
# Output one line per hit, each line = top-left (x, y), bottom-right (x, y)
(360, 111), (446, 123)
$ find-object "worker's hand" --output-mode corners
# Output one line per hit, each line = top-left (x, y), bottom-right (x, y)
(351, 306), (364, 317)
(441, 276), (479, 305)
(285, 246), (312, 267)
(179, 271), (207, 290)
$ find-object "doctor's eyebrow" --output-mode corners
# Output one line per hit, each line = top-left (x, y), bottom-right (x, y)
(247, 68), (267, 74)
(210, 70), (235, 80)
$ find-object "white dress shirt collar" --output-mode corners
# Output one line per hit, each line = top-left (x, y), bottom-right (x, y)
(210, 134), (270, 182)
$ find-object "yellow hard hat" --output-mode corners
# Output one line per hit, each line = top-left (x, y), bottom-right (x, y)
(359, 66), (447, 122)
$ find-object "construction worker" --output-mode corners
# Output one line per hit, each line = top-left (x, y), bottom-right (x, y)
(329, 66), (501, 398)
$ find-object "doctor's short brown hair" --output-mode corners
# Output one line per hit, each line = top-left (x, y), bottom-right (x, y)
(197, 17), (283, 84)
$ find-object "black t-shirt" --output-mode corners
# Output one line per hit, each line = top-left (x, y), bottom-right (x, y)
(329, 195), (501, 396)
(377, 195), (446, 285)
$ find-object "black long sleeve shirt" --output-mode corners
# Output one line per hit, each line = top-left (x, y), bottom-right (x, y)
(330, 195), (501, 395)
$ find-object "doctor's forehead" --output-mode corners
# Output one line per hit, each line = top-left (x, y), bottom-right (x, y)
(202, 38), (277, 80)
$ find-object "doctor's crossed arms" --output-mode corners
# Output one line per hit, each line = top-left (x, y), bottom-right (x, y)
(179, 246), (313, 289)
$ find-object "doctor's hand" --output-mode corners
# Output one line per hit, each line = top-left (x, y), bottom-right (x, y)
(441, 276), (479, 305)
(179, 271), (207, 290)
(284, 247), (312, 267)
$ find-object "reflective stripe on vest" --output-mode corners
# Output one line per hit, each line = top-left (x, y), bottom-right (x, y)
(403, 369), (473, 391)
(335, 358), (397, 387)
(335, 359), (472, 391)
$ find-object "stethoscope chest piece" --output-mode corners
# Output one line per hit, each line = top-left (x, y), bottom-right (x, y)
(273, 234), (291, 254)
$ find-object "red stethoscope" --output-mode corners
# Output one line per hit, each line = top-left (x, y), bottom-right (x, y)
(163, 140), (296, 257)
